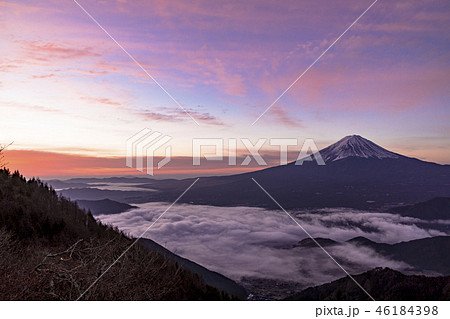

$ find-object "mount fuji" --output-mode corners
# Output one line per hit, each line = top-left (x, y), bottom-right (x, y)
(319, 135), (400, 162)
(138, 135), (450, 210)
(58, 135), (450, 210)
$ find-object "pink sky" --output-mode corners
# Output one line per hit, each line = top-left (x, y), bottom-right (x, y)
(1, 0), (449, 177)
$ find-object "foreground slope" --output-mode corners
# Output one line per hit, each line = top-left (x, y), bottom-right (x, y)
(0, 169), (239, 300)
(138, 238), (247, 299)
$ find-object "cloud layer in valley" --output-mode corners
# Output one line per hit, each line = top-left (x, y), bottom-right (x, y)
(97, 203), (447, 289)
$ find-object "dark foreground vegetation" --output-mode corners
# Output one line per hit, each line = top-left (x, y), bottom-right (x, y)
(0, 169), (234, 300)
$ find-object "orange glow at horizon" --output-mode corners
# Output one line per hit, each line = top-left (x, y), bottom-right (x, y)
(5, 145), (450, 179)
(4, 150), (269, 178)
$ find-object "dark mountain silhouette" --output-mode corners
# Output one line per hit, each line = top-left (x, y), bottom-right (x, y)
(285, 268), (450, 301)
(294, 237), (338, 248)
(134, 135), (450, 209)
(58, 187), (149, 202)
(44, 179), (92, 189)
(76, 199), (137, 215)
(297, 236), (450, 275)
(0, 169), (242, 300)
(66, 177), (157, 184)
(391, 197), (450, 220)
(51, 136), (450, 210)
(347, 236), (450, 275)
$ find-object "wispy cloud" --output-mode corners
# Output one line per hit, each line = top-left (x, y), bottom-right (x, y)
(268, 106), (303, 127)
(31, 73), (56, 79)
(81, 96), (122, 106)
(23, 41), (101, 61)
(137, 107), (225, 125)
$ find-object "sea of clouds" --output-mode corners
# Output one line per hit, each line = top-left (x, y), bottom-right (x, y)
(96, 203), (447, 288)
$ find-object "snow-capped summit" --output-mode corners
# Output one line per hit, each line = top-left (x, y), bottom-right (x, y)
(319, 135), (400, 162)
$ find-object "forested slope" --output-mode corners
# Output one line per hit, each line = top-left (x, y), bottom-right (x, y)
(0, 169), (233, 300)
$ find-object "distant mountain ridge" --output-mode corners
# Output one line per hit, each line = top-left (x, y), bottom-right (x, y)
(295, 236), (450, 276)
(142, 135), (450, 209)
(391, 197), (450, 220)
(76, 199), (137, 215)
(51, 135), (450, 210)
(295, 237), (338, 248)
(347, 236), (450, 275)
(285, 268), (450, 301)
